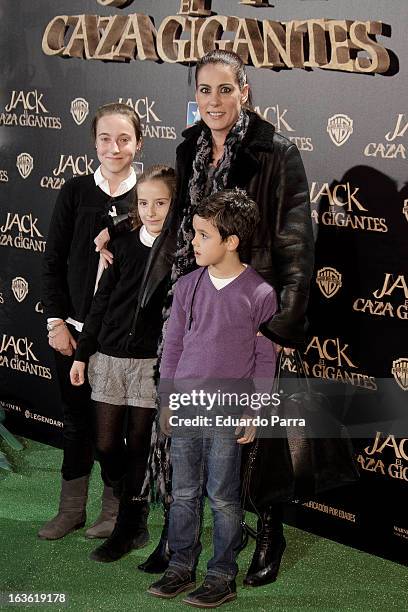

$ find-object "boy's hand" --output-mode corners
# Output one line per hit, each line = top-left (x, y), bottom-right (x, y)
(235, 414), (256, 444)
(70, 361), (86, 386)
(159, 405), (172, 437)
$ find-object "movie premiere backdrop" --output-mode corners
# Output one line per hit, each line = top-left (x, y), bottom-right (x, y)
(0, 0), (407, 563)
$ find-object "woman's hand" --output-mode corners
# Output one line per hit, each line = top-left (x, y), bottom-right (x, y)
(48, 324), (77, 356)
(274, 343), (294, 356)
(159, 406), (172, 437)
(94, 228), (113, 269)
(70, 361), (86, 386)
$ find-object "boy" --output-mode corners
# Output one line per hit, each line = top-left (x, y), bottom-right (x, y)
(148, 189), (277, 608)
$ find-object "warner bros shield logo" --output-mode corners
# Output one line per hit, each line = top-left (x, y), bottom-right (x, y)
(16, 153), (34, 179)
(316, 267), (342, 299)
(70, 98), (89, 126)
(392, 359), (408, 391)
(12, 277), (29, 302)
(327, 114), (354, 147)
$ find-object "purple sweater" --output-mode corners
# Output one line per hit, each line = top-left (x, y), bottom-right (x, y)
(160, 266), (277, 384)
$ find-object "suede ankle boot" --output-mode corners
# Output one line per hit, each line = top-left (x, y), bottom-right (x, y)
(85, 485), (119, 539)
(138, 502), (170, 574)
(38, 475), (89, 540)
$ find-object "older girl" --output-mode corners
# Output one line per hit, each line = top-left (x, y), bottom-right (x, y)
(41, 103), (142, 541)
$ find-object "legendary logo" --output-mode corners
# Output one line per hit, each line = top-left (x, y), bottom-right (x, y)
(119, 96), (176, 140)
(364, 114), (407, 159)
(0, 89), (61, 129)
(70, 97), (89, 125)
(327, 114), (353, 147)
(392, 359), (408, 391)
(353, 273), (408, 320)
(11, 277), (29, 303)
(316, 267), (342, 299)
(256, 104), (313, 152)
(16, 153), (34, 179)
(186, 101), (200, 128)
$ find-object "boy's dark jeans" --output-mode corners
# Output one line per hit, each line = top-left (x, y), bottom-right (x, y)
(168, 431), (242, 581)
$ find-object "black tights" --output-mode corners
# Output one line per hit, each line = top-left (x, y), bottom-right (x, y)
(92, 402), (155, 499)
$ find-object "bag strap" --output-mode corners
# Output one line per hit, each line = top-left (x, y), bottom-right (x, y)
(273, 349), (311, 394)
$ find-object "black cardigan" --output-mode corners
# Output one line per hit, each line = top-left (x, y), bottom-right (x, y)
(42, 175), (135, 323)
(74, 230), (169, 362)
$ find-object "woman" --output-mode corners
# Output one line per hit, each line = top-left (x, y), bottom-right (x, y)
(138, 50), (314, 587)
(40, 102), (142, 541)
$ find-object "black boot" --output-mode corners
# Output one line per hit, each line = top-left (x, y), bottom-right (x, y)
(138, 503), (171, 573)
(90, 498), (149, 563)
(243, 505), (286, 587)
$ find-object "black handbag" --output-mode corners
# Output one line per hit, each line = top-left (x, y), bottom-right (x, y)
(241, 350), (359, 513)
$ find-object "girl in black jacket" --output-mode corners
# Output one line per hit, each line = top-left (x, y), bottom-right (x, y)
(40, 103), (142, 541)
(70, 165), (176, 563)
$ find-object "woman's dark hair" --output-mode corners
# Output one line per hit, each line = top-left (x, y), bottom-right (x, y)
(195, 50), (253, 110)
(132, 164), (176, 228)
(195, 188), (259, 253)
(91, 102), (142, 142)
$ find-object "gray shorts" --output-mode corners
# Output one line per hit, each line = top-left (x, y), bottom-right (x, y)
(88, 352), (157, 408)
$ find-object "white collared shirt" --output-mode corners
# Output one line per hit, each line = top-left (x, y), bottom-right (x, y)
(48, 165), (137, 331)
(93, 165), (137, 197)
(139, 224), (156, 247)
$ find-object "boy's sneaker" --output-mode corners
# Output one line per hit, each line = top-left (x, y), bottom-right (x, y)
(183, 576), (237, 608)
(147, 568), (196, 599)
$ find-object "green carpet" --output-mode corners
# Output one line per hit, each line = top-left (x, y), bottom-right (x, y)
(1, 439), (407, 612)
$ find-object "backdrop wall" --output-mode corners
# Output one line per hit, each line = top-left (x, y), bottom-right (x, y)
(0, 0), (407, 564)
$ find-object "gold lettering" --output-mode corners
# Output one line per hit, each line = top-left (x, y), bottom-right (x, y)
(94, 15), (128, 60)
(350, 21), (390, 74)
(64, 15), (99, 59)
(324, 20), (354, 72)
(178, 0), (211, 16)
(42, 15), (69, 56)
(114, 14), (158, 61)
(197, 15), (238, 56)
